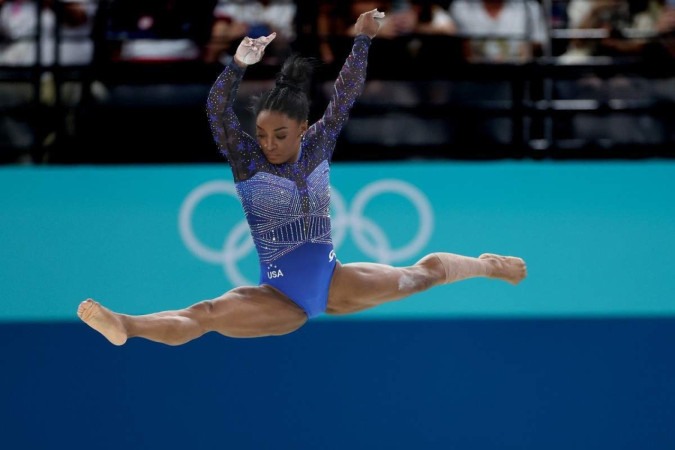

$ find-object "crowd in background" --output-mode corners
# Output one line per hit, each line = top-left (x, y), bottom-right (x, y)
(1, 0), (675, 164)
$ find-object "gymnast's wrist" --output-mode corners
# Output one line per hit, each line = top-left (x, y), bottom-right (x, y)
(233, 55), (249, 68)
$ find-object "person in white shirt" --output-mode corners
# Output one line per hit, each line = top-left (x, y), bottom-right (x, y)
(444, 0), (548, 147)
(0, 0), (96, 66)
(449, 0), (548, 63)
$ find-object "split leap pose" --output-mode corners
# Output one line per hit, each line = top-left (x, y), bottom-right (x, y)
(78, 9), (526, 346)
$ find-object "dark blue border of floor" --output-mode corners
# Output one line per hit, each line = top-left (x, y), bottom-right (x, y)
(2, 318), (674, 450)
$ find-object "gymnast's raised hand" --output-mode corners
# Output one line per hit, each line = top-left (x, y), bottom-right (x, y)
(354, 8), (386, 38)
(234, 32), (277, 66)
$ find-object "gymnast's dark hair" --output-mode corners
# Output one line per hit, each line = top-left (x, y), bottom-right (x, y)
(249, 54), (319, 122)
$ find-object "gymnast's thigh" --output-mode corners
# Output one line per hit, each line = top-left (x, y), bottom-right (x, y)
(201, 285), (308, 337)
(326, 261), (419, 315)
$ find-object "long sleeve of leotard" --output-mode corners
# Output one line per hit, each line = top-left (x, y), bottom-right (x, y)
(206, 61), (259, 179)
(307, 34), (371, 160)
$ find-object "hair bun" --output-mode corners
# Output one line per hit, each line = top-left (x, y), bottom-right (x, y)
(277, 79), (301, 91)
(276, 73), (304, 92)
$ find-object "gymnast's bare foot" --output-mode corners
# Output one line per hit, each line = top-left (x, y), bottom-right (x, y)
(77, 299), (127, 346)
(479, 253), (527, 285)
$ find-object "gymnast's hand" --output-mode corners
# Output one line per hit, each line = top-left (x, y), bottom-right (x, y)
(234, 32), (276, 67)
(354, 9), (385, 39)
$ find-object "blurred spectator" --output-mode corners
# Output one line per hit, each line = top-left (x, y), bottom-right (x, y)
(449, 0), (548, 63)
(415, 0), (456, 36)
(68, 0), (221, 164)
(643, 0), (675, 58)
(563, 0), (636, 61)
(560, 0), (675, 61)
(316, 1), (455, 66)
(0, 0), (97, 66)
(0, 0), (97, 163)
(412, 0), (460, 76)
(556, 1), (675, 146)
(103, 0), (216, 62)
(444, 0), (548, 147)
(203, 0), (296, 65)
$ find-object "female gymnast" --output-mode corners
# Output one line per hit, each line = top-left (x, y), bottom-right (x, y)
(77, 9), (527, 346)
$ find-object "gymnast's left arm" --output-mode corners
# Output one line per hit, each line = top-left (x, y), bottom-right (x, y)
(314, 9), (385, 138)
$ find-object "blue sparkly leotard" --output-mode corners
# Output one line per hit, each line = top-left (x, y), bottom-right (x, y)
(206, 35), (371, 317)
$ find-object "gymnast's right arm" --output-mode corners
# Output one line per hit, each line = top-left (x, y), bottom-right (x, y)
(205, 60), (251, 165)
(206, 33), (275, 171)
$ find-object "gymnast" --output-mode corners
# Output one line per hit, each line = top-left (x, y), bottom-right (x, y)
(78, 9), (527, 346)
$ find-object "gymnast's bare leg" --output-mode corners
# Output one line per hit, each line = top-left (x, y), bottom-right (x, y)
(77, 286), (307, 346)
(326, 252), (527, 314)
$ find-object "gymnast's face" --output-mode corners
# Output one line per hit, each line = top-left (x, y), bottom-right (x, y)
(256, 110), (308, 165)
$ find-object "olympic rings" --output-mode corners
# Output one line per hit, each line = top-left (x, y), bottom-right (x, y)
(179, 178), (434, 286)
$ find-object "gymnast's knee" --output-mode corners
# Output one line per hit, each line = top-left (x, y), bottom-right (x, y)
(185, 300), (216, 330)
(414, 253), (447, 285)
(187, 299), (215, 315)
